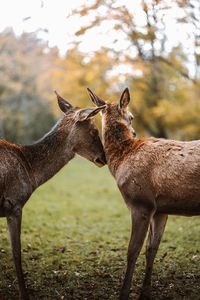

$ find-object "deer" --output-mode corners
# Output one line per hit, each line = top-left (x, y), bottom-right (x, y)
(87, 87), (200, 300)
(0, 91), (106, 300)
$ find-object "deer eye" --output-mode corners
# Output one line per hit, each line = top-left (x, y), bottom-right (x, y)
(91, 129), (98, 137)
(129, 113), (134, 121)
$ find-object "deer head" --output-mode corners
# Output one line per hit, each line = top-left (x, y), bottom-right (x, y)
(55, 91), (106, 167)
(87, 88), (136, 139)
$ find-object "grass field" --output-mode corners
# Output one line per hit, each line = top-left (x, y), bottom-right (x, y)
(0, 157), (200, 300)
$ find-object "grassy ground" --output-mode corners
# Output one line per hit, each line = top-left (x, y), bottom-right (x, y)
(0, 157), (200, 300)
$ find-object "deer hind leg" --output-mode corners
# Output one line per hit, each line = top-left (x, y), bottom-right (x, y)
(120, 205), (154, 300)
(7, 208), (29, 300)
(140, 213), (168, 300)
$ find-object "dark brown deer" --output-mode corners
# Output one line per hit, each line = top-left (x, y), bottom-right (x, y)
(0, 91), (106, 300)
(87, 87), (200, 300)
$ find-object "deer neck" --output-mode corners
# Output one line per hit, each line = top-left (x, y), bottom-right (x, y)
(103, 119), (142, 175)
(23, 119), (75, 188)
(103, 120), (131, 172)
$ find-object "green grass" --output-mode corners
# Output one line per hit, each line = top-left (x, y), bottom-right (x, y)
(0, 158), (200, 300)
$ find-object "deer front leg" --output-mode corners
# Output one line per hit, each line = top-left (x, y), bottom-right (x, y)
(7, 208), (29, 300)
(140, 213), (168, 300)
(120, 205), (154, 300)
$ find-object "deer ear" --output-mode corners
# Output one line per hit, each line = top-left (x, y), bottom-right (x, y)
(119, 88), (130, 109)
(76, 106), (106, 122)
(87, 88), (106, 107)
(54, 91), (72, 113)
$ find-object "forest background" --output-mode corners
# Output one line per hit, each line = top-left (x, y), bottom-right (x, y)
(0, 1), (200, 299)
(0, 0), (199, 143)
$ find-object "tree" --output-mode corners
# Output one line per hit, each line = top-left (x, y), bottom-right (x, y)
(0, 29), (56, 143)
(70, 0), (200, 139)
(176, 0), (200, 80)
(51, 47), (118, 108)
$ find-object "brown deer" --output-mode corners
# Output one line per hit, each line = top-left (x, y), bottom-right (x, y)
(0, 91), (106, 300)
(87, 87), (200, 300)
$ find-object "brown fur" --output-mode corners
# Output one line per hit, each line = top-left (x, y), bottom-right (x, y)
(103, 103), (145, 174)
(0, 97), (106, 300)
(103, 105), (200, 299)
(87, 88), (200, 300)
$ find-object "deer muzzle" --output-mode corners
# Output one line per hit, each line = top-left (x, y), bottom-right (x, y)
(94, 154), (107, 167)
(131, 128), (136, 137)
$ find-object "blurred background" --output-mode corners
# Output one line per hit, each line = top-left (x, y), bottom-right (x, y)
(0, 0), (199, 143)
(0, 2), (200, 299)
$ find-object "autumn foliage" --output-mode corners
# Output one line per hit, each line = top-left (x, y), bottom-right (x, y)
(0, 0), (200, 142)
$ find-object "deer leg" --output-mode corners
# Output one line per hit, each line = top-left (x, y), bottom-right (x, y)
(120, 206), (154, 300)
(140, 213), (168, 300)
(7, 208), (29, 300)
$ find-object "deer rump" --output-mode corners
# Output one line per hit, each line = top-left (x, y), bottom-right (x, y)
(0, 141), (34, 217)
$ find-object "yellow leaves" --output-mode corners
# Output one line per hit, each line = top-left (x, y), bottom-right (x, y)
(84, 69), (96, 82)
(143, 2), (148, 13)
(76, 27), (88, 36)
(151, 99), (171, 119)
(50, 48), (117, 112)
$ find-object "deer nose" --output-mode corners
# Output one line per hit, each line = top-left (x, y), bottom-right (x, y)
(94, 154), (107, 167)
(132, 128), (136, 137)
